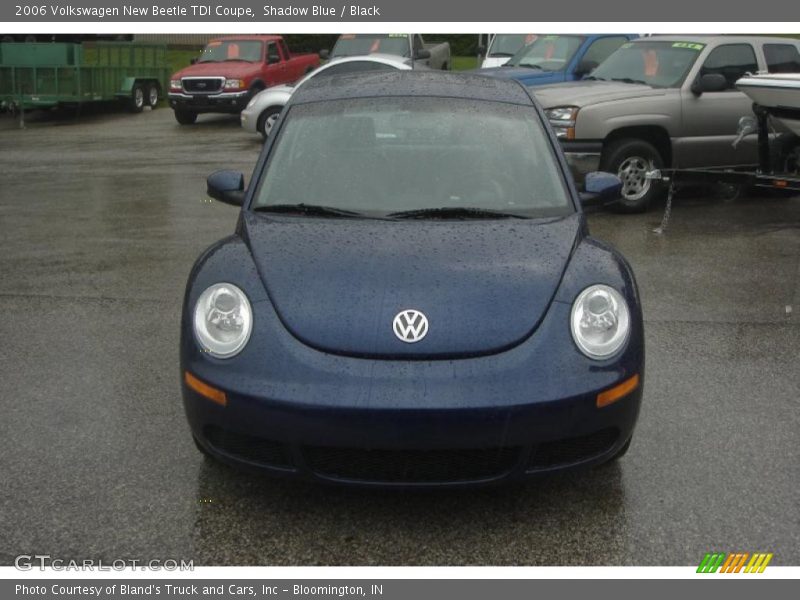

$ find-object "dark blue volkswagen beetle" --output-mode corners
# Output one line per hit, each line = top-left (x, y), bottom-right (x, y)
(181, 71), (644, 487)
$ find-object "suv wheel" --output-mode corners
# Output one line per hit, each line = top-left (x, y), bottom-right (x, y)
(601, 138), (665, 213)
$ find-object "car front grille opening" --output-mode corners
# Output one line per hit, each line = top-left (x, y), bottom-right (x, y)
(527, 428), (619, 471)
(203, 426), (293, 469)
(303, 446), (521, 484)
(182, 78), (223, 93)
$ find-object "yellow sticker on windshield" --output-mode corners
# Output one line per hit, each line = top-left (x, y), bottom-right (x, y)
(672, 42), (705, 51)
(621, 42), (633, 48)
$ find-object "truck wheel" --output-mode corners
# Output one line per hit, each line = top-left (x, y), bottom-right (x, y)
(601, 138), (665, 213)
(174, 109), (197, 125)
(257, 106), (282, 140)
(129, 83), (145, 113)
(147, 84), (159, 109)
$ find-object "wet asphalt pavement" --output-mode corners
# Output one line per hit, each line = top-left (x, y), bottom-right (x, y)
(0, 106), (798, 566)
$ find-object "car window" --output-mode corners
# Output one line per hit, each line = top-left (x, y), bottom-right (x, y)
(278, 40), (290, 60)
(699, 44), (758, 89)
(332, 34), (411, 57)
(507, 35), (586, 72)
(316, 61), (399, 79)
(255, 97), (572, 217)
(487, 34), (537, 58)
(582, 37), (630, 67)
(199, 40), (263, 63)
(764, 43), (800, 73)
(266, 42), (281, 64)
(590, 41), (703, 88)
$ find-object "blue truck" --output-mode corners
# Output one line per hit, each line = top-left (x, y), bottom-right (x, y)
(479, 34), (637, 86)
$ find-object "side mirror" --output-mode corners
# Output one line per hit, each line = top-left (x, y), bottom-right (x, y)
(207, 170), (245, 206)
(579, 171), (623, 206)
(414, 48), (431, 60)
(190, 57), (198, 65)
(574, 59), (598, 78)
(319, 49), (330, 60)
(691, 73), (728, 95)
(477, 45), (486, 55)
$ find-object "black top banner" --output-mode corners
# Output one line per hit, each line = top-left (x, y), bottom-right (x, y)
(2, 0), (800, 22)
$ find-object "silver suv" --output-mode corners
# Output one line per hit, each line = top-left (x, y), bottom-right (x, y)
(533, 35), (800, 211)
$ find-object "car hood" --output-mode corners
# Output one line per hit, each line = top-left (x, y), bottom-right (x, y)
(479, 66), (559, 82)
(242, 213), (581, 358)
(533, 80), (667, 108)
(172, 61), (260, 80)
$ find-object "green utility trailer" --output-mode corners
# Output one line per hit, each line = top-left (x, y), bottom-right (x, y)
(0, 41), (169, 113)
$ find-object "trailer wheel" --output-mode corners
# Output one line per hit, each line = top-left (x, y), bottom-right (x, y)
(174, 109), (197, 125)
(601, 138), (665, 213)
(146, 84), (159, 109)
(129, 83), (145, 113)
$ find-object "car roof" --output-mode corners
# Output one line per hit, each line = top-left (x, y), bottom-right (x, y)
(635, 35), (799, 45)
(291, 71), (534, 106)
(325, 54), (412, 67)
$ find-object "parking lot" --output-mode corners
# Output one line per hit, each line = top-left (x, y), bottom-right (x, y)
(0, 106), (798, 566)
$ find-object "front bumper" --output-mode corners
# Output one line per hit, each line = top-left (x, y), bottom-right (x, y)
(181, 297), (643, 488)
(561, 141), (603, 184)
(239, 104), (259, 134)
(168, 91), (249, 114)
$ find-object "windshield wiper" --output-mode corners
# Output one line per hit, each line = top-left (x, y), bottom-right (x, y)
(387, 207), (529, 220)
(222, 58), (253, 62)
(583, 75), (606, 81)
(517, 63), (544, 70)
(254, 204), (372, 219)
(490, 52), (515, 57)
(611, 77), (648, 85)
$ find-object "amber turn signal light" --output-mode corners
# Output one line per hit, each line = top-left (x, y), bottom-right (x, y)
(596, 374), (640, 408)
(184, 371), (227, 407)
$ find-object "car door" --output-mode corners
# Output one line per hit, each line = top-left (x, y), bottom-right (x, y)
(266, 41), (289, 86)
(679, 42), (761, 167)
(278, 39), (301, 81)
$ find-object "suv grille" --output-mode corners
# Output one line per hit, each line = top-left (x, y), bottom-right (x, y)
(303, 446), (521, 484)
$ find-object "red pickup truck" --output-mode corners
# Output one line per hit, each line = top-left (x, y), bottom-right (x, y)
(168, 35), (319, 125)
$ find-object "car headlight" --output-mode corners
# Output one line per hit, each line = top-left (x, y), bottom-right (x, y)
(224, 79), (245, 90)
(570, 284), (630, 359)
(193, 283), (252, 358)
(545, 106), (578, 139)
(170, 79), (182, 90)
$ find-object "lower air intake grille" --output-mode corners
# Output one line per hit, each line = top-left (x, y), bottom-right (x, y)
(527, 428), (619, 470)
(303, 446), (521, 484)
(204, 426), (293, 468)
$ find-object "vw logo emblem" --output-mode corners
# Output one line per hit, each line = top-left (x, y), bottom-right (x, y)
(393, 309), (429, 343)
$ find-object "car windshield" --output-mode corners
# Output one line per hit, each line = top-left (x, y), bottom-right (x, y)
(199, 40), (263, 63)
(253, 96), (572, 218)
(488, 34), (537, 57)
(588, 41), (704, 88)
(506, 35), (585, 71)
(332, 34), (410, 57)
